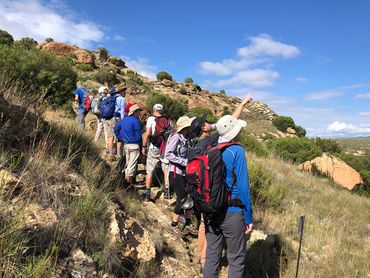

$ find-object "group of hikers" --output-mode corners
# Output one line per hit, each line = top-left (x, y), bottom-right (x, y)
(74, 81), (254, 278)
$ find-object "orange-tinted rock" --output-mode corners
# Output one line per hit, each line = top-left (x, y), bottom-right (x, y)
(299, 153), (363, 190)
(74, 49), (94, 64)
(40, 42), (78, 56)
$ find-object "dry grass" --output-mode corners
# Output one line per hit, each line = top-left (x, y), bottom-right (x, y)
(249, 154), (370, 277)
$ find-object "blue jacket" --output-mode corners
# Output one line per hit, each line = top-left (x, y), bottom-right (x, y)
(114, 115), (142, 145)
(74, 87), (88, 110)
(222, 144), (253, 224)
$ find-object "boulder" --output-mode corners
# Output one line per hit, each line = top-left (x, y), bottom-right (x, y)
(299, 153), (363, 190)
(287, 127), (296, 134)
(96, 48), (109, 61)
(161, 79), (173, 87)
(40, 42), (78, 56)
(107, 56), (125, 67)
(24, 203), (58, 230)
(74, 49), (94, 64)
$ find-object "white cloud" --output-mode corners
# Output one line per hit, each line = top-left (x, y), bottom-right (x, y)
(305, 84), (366, 101)
(295, 77), (308, 82)
(207, 69), (279, 88)
(354, 92), (370, 100)
(114, 35), (126, 41)
(237, 34), (300, 59)
(0, 0), (104, 48)
(122, 56), (157, 80)
(327, 121), (370, 135)
(359, 112), (370, 117)
(199, 34), (299, 89)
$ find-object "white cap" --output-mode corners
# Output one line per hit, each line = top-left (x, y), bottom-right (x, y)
(153, 103), (163, 111)
(216, 115), (246, 143)
(98, 86), (108, 94)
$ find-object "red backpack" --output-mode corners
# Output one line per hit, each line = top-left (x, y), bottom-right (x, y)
(83, 92), (92, 110)
(151, 116), (171, 151)
(185, 142), (243, 220)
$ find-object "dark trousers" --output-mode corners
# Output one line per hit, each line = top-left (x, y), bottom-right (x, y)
(204, 212), (246, 278)
(169, 171), (186, 215)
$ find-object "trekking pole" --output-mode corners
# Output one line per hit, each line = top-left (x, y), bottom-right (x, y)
(295, 215), (305, 278)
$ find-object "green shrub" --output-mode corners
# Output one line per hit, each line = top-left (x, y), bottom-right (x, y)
(219, 89), (226, 95)
(222, 106), (231, 116)
(45, 38), (54, 43)
(95, 69), (117, 85)
(14, 37), (38, 50)
(193, 84), (202, 92)
(146, 92), (188, 120)
(272, 116), (295, 132)
(156, 71), (173, 81)
(294, 125), (306, 137)
(314, 137), (342, 154)
(76, 63), (93, 72)
(178, 86), (187, 94)
(267, 137), (322, 164)
(239, 131), (268, 157)
(0, 44), (77, 106)
(0, 30), (14, 46)
(189, 107), (217, 123)
(184, 77), (193, 83)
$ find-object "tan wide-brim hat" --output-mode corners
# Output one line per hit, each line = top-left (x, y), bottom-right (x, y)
(114, 83), (127, 93)
(216, 115), (247, 143)
(128, 104), (143, 116)
(176, 116), (195, 133)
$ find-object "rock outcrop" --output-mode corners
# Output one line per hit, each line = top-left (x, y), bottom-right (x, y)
(299, 153), (363, 190)
(40, 42), (94, 64)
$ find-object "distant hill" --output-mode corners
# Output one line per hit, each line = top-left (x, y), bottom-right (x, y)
(337, 138), (370, 155)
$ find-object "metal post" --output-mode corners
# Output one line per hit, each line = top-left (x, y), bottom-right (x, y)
(295, 215), (305, 278)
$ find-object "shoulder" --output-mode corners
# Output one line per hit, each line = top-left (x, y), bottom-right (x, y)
(223, 144), (244, 158)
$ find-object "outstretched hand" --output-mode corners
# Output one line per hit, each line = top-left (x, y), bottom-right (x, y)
(241, 94), (253, 106)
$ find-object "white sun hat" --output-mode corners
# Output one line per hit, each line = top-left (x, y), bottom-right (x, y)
(216, 115), (247, 143)
(176, 116), (195, 133)
(98, 86), (108, 94)
(153, 103), (163, 111)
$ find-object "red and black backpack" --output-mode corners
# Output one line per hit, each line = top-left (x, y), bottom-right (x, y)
(185, 142), (244, 220)
(150, 115), (172, 153)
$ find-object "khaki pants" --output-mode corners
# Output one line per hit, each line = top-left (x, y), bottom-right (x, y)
(198, 217), (207, 267)
(124, 144), (140, 178)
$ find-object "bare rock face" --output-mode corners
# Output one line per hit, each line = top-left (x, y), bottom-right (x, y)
(96, 48), (109, 61)
(68, 249), (97, 278)
(107, 56), (125, 67)
(24, 203), (58, 230)
(287, 127), (296, 134)
(74, 49), (94, 64)
(161, 79), (173, 87)
(40, 42), (94, 64)
(40, 42), (78, 56)
(299, 153), (363, 190)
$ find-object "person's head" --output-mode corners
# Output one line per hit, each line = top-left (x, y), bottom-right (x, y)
(153, 103), (163, 116)
(216, 115), (246, 143)
(76, 81), (83, 88)
(98, 86), (108, 96)
(115, 83), (127, 97)
(128, 104), (143, 118)
(176, 116), (195, 138)
(190, 116), (212, 139)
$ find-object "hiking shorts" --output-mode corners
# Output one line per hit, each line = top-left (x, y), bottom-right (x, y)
(146, 144), (169, 174)
(102, 118), (115, 138)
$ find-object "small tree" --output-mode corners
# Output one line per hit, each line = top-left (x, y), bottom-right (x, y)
(156, 71), (173, 81)
(14, 37), (38, 50)
(179, 86), (187, 94)
(0, 29), (14, 46)
(272, 116), (295, 132)
(219, 89), (226, 95)
(222, 106), (231, 116)
(45, 37), (54, 43)
(294, 125), (306, 137)
(184, 77), (193, 84)
(146, 92), (188, 121)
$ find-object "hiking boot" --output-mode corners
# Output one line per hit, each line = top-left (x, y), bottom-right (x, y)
(163, 189), (170, 199)
(144, 192), (151, 202)
(183, 223), (198, 236)
(107, 155), (116, 162)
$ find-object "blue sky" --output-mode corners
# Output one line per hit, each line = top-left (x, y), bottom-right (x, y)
(1, 0), (370, 137)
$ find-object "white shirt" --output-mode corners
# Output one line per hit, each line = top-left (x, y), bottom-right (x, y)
(146, 116), (156, 136)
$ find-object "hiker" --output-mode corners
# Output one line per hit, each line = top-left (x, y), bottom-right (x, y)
(98, 83), (126, 162)
(114, 104), (143, 187)
(113, 84), (127, 160)
(190, 95), (253, 271)
(73, 81), (91, 130)
(164, 115), (198, 235)
(93, 86), (109, 146)
(203, 115), (253, 278)
(142, 104), (171, 201)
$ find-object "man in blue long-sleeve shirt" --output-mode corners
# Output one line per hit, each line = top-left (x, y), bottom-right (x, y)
(114, 104), (143, 186)
(204, 114), (253, 278)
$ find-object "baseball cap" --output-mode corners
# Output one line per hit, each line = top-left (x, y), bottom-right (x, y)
(153, 103), (163, 111)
